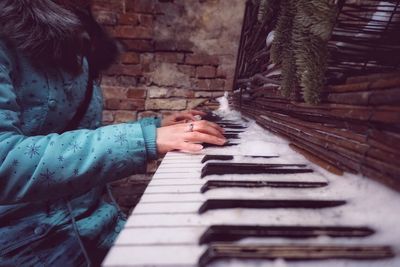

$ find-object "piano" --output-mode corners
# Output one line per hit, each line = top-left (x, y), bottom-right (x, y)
(102, 111), (400, 267)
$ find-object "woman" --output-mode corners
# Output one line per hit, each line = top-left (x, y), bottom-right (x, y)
(0, 0), (226, 266)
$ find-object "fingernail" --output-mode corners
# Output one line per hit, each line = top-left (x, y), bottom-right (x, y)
(196, 144), (204, 150)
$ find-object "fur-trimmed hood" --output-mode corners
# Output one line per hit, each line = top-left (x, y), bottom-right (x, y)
(0, 0), (119, 76)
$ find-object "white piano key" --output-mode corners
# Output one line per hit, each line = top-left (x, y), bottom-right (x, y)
(148, 178), (205, 186)
(144, 181), (330, 195)
(204, 187), (329, 199)
(149, 174), (327, 186)
(160, 158), (202, 163)
(202, 173), (327, 183)
(151, 171), (327, 183)
(126, 213), (206, 227)
(139, 187), (330, 203)
(126, 207), (351, 228)
(133, 202), (202, 214)
(133, 195), (344, 214)
(152, 172), (201, 179)
(103, 245), (204, 266)
(144, 185), (201, 194)
(113, 226), (206, 245)
(140, 193), (204, 203)
(113, 226), (380, 247)
(164, 152), (204, 159)
(156, 167), (202, 174)
(158, 163), (203, 168)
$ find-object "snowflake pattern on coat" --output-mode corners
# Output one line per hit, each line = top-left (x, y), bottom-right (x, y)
(0, 40), (160, 265)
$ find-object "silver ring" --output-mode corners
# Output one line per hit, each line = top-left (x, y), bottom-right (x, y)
(187, 123), (194, 132)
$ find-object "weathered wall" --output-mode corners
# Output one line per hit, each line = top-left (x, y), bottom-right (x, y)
(92, 0), (245, 212)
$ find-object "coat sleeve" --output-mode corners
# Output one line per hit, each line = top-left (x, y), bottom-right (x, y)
(0, 45), (158, 205)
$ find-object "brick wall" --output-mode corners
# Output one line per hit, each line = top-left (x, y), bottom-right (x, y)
(92, 0), (245, 213)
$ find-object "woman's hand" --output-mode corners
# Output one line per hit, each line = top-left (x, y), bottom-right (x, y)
(161, 110), (207, 127)
(156, 120), (226, 154)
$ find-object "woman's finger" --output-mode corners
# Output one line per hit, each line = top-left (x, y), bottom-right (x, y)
(174, 113), (197, 122)
(178, 142), (204, 152)
(187, 110), (207, 116)
(184, 131), (226, 145)
(194, 120), (225, 135)
(191, 122), (225, 139)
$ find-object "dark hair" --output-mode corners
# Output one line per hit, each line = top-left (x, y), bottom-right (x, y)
(0, 0), (120, 77)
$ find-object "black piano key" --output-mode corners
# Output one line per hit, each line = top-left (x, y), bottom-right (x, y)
(220, 124), (247, 129)
(199, 225), (375, 244)
(201, 155), (234, 163)
(224, 130), (245, 134)
(200, 180), (328, 193)
(201, 163), (312, 178)
(198, 199), (346, 214)
(198, 244), (394, 267)
(218, 120), (240, 124)
(223, 133), (239, 139)
(201, 155), (279, 163)
(202, 112), (223, 122)
(202, 142), (239, 148)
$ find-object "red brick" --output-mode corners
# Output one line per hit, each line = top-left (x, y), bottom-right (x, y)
(160, 110), (174, 117)
(106, 64), (142, 76)
(155, 2), (184, 16)
(140, 53), (155, 73)
(145, 99), (187, 110)
(187, 99), (207, 109)
(127, 88), (147, 99)
(122, 40), (154, 52)
(154, 40), (176, 51)
(191, 79), (209, 90)
(176, 40), (194, 52)
(185, 54), (219, 66)
(92, 1), (123, 12)
(194, 91), (225, 98)
(101, 76), (138, 87)
(224, 79), (234, 91)
(101, 86), (128, 99)
(154, 39), (193, 52)
(155, 52), (184, 64)
(100, 76), (116, 86)
(210, 79), (226, 90)
(116, 76), (139, 87)
(120, 52), (140, 64)
(190, 78), (226, 91)
(177, 65), (196, 77)
(105, 99), (145, 110)
(118, 13), (139, 25)
(216, 67), (228, 78)
(114, 110), (137, 123)
(147, 87), (195, 98)
(138, 14), (154, 27)
(126, 0), (156, 13)
(196, 66), (216, 78)
(94, 10), (118, 25)
(138, 111), (160, 119)
(109, 26), (153, 39)
(102, 110), (114, 123)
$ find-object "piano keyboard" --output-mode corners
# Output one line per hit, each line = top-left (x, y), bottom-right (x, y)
(103, 114), (400, 267)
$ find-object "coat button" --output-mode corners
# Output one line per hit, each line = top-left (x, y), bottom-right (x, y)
(48, 99), (57, 109)
(34, 226), (46, 235)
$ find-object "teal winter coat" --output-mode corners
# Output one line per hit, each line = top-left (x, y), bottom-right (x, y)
(0, 40), (159, 266)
